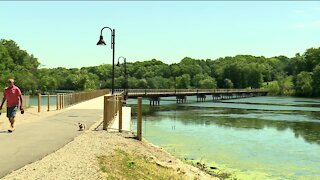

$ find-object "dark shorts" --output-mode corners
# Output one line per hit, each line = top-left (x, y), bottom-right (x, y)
(7, 106), (18, 118)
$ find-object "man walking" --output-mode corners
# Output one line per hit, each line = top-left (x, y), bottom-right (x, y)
(0, 79), (24, 132)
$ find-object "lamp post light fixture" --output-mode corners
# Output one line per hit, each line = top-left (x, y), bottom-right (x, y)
(117, 56), (128, 101)
(97, 26), (115, 94)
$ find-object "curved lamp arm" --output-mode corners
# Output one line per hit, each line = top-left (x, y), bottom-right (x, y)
(117, 56), (126, 66)
(97, 26), (114, 49)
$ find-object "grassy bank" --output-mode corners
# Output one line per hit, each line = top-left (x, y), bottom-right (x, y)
(97, 149), (183, 179)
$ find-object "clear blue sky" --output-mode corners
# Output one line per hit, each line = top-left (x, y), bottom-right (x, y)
(1, 1), (320, 68)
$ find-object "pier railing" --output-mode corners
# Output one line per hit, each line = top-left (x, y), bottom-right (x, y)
(103, 92), (125, 130)
(125, 88), (266, 97)
(37, 89), (109, 112)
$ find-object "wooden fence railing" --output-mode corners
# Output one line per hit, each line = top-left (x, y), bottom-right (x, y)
(37, 89), (109, 112)
(102, 93), (143, 141)
(103, 92), (124, 131)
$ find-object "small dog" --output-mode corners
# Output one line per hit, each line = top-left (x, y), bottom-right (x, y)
(78, 123), (86, 131)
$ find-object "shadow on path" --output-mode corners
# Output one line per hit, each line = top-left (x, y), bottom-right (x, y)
(0, 108), (102, 178)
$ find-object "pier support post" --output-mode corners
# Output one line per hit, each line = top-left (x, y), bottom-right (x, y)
(176, 95), (186, 103)
(59, 94), (62, 109)
(47, 95), (50, 111)
(137, 97), (142, 141)
(103, 95), (112, 130)
(197, 94), (206, 102)
(56, 94), (59, 110)
(38, 94), (41, 113)
(149, 97), (160, 106)
(118, 96), (123, 132)
(62, 94), (64, 109)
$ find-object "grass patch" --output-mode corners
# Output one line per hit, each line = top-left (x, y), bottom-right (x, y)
(97, 149), (183, 180)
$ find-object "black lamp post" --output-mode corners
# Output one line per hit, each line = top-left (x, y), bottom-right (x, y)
(97, 26), (115, 94)
(117, 56), (128, 101)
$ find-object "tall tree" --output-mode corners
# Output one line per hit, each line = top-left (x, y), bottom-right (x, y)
(312, 65), (320, 96)
(295, 71), (313, 96)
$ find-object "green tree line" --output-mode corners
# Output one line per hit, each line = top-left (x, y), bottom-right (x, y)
(1, 39), (320, 97)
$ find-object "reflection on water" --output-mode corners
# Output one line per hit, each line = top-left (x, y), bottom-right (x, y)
(129, 96), (320, 179)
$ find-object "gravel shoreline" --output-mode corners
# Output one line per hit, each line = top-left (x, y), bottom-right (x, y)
(1, 120), (217, 180)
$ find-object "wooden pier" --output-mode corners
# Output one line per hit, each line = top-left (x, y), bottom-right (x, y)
(119, 89), (267, 106)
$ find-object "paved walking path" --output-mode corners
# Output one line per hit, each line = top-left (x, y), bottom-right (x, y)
(0, 95), (131, 178)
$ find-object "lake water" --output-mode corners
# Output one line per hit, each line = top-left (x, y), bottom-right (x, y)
(29, 96), (58, 106)
(127, 96), (320, 179)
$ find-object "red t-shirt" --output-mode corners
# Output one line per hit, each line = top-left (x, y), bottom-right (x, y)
(4, 85), (22, 107)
